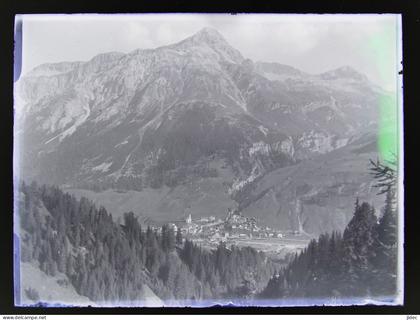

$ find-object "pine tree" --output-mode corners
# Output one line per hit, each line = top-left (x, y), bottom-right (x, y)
(123, 211), (142, 246)
(371, 189), (398, 295)
(327, 231), (342, 279)
(159, 224), (176, 252)
(176, 228), (183, 245)
(56, 237), (67, 273)
(49, 260), (58, 277)
(66, 254), (75, 277)
(369, 158), (397, 195)
(369, 158), (399, 295)
(161, 225), (169, 251)
(342, 202), (377, 295)
(377, 189), (397, 266)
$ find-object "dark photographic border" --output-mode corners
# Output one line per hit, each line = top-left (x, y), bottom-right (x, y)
(1, 0), (419, 315)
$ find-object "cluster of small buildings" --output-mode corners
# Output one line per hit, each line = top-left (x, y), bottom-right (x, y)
(170, 209), (284, 244)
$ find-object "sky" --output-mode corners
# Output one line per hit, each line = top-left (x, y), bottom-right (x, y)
(17, 14), (401, 91)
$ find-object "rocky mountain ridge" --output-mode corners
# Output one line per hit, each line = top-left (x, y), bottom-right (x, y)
(15, 27), (387, 235)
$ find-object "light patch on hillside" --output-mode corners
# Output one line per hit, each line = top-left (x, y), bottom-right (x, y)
(92, 161), (113, 172)
(19, 262), (93, 306)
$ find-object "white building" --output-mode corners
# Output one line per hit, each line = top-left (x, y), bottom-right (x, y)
(168, 223), (178, 232)
(186, 213), (192, 224)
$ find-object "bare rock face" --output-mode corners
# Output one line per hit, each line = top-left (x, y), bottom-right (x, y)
(15, 27), (389, 236)
(239, 132), (383, 235)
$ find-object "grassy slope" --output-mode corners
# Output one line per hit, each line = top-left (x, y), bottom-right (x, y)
(19, 261), (93, 306)
(66, 163), (236, 224)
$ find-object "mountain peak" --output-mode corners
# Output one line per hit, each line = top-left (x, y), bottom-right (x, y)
(196, 27), (224, 37)
(172, 27), (244, 64)
(188, 27), (228, 45)
(319, 65), (368, 81)
(334, 65), (359, 74)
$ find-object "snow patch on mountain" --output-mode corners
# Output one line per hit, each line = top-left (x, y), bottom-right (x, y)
(297, 131), (336, 154)
(249, 141), (270, 157)
(92, 162), (113, 173)
(44, 100), (90, 143)
(115, 140), (129, 148)
(278, 137), (295, 157)
(258, 125), (269, 136)
(229, 165), (260, 196)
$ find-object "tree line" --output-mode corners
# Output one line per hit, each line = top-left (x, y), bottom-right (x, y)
(260, 159), (399, 300)
(18, 158), (399, 304)
(18, 181), (274, 305)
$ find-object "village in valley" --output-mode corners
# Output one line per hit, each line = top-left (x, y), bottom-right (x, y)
(162, 208), (310, 260)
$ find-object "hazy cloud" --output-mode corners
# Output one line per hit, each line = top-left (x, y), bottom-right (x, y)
(19, 14), (401, 91)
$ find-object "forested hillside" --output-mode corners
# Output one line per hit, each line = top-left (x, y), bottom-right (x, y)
(16, 159), (399, 305)
(17, 181), (275, 306)
(260, 185), (398, 301)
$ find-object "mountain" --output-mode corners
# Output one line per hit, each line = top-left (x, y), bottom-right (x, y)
(14, 27), (388, 235)
(239, 132), (383, 235)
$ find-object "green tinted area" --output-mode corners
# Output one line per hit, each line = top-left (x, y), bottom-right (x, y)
(378, 93), (398, 166)
(365, 19), (399, 166)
